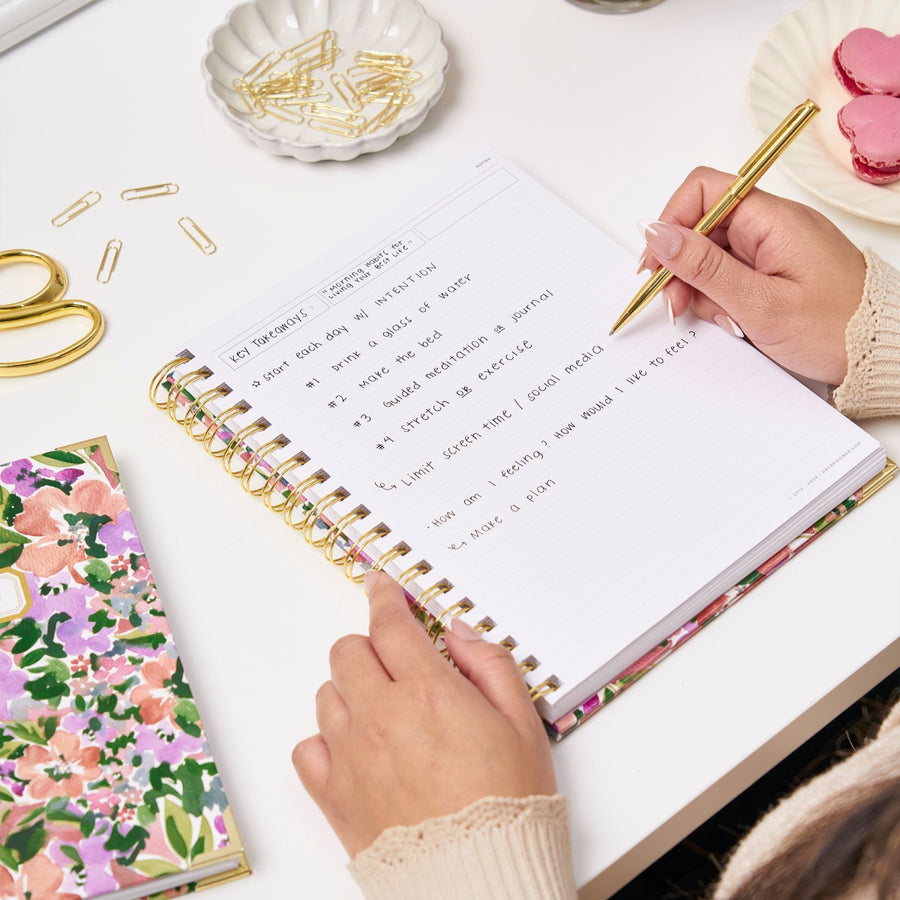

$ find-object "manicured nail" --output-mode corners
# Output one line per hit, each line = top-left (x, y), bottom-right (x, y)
(636, 247), (651, 274)
(639, 220), (683, 259)
(663, 290), (676, 326)
(450, 617), (482, 641)
(364, 569), (384, 597)
(714, 314), (744, 338)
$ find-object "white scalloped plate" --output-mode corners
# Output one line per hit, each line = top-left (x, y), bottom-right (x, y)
(748, 0), (900, 224)
(203, 0), (449, 162)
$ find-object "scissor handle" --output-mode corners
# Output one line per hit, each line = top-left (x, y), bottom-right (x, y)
(0, 298), (105, 376)
(0, 248), (68, 309)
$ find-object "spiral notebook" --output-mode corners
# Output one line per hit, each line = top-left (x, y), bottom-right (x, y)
(149, 149), (891, 738)
(0, 436), (249, 897)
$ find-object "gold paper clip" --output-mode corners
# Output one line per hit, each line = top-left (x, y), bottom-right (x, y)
(120, 183), (179, 200)
(178, 217), (216, 255)
(0, 248), (105, 376)
(96, 239), (122, 284)
(51, 190), (101, 227)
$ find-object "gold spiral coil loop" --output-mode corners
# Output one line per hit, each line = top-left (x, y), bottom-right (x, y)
(344, 525), (390, 582)
(396, 561), (431, 588)
(165, 368), (210, 423)
(262, 456), (308, 511)
(240, 437), (289, 495)
(149, 355), (191, 408)
(184, 385), (229, 439)
(422, 594), (469, 641)
(201, 402), (249, 458)
(323, 508), (369, 565)
(518, 657), (538, 674)
(283, 472), (328, 529)
(528, 679), (559, 701)
(370, 543), (410, 573)
(222, 420), (269, 476)
(303, 489), (349, 547)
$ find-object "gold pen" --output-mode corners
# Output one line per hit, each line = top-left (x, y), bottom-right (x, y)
(608, 98), (820, 335)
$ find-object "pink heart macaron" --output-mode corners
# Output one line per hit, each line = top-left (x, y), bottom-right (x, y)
(833, 27), (900, 97)
(837, 94), (900, 184)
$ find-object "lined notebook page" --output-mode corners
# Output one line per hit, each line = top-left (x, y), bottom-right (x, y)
(180, 150), (884, 718)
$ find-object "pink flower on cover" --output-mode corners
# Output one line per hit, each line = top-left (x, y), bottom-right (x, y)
(16, 731), (102, 800)
(13, 480), (128, 579)
(0, 854), (80, 900)
(130, 653), (178, 725)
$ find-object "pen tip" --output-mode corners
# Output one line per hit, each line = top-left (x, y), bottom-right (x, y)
(608, 329), (616, 337)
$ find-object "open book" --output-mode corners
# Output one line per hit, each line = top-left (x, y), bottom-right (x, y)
(149, 150), (890, 736)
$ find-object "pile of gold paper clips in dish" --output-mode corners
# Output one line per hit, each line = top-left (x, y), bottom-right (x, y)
(232, 29), (422, 138)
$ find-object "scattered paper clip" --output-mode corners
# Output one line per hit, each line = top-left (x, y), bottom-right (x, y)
(96, 239), (122, 284)
(178, 217), (216, 255)
(121, 183), (180, 200)
(51, 190), (101, 227)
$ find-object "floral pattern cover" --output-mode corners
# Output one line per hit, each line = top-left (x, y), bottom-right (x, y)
(0, 439), (248, 899)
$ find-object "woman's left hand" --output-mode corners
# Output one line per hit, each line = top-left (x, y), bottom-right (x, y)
(292, 570), (557, 856)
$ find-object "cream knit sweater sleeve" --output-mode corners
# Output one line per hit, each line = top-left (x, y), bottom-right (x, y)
(348, 794), (577, 900)
(831, 249), (900, 419)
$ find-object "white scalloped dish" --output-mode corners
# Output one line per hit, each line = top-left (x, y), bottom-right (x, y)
(202, 0), (449, 162)
(748, 0), (900, 224)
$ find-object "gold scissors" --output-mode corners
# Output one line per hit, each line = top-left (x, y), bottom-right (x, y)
(0, 248), (104, 376)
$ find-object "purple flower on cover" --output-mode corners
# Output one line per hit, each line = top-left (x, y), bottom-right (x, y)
(0, 653), (27, 718)
(50, 833), (118, 896)
(0, 459), (82, 497)
(98, 510), (144, 557)
(134, 723), (204, 766)
(55, 605), (114, 657)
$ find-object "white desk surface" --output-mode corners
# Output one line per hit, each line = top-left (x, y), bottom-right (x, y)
(1, 0), (898, 896)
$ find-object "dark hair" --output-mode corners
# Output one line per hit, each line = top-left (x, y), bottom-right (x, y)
(717, 773), (900, 900)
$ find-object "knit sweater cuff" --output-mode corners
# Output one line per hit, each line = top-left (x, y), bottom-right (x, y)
(348, 794), (577, 900)
(831, 249), (900, 419)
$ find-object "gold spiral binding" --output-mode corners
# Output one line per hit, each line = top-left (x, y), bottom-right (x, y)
(166, 368), (211, 423)
(283, 472), (329, 529)
(411, 580), (451, 619)
(222, 419), (269, 476)
(201, 402), (249, 458)
(323, 507), (370, 565)
(396, 561), (431, 587)
(184, 385), (230, 439)
(528, 679), (559, 701)
(240, 436), (289, 496)
(262, 455), (308, 511)
(425, 596), (472, 641)
(303, 489), (349, 547)
(343, 524), (390, 582)
(148, 359), (553, 714)
(371, 542), (410, 572)
(149, 355), (191, 408)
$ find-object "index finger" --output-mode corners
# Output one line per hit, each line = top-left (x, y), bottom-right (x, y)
(365, 569), (449, 681)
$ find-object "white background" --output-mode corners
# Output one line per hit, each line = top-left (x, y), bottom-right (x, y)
(0, 0), (898, 897)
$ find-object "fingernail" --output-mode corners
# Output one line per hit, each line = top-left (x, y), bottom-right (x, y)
(364, 569), (384, 597)
(450, 616), (482, 642)
(714, 314), (744, 338)
(663, 290), (676, 326)
(636, 247), (651, 274)
(639, 220), (683, 259)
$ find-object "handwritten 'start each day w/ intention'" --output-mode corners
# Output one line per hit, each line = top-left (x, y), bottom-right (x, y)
(838, 94), (900, 185)
(832, 27), (900, 97)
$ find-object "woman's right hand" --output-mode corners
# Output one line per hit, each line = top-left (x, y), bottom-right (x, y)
(637, 166), (867, 385)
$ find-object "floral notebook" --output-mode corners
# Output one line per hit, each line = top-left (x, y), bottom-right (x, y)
(0, 437), (249, 899)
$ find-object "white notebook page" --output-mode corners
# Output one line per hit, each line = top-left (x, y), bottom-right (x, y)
(177, 150), (885, 719)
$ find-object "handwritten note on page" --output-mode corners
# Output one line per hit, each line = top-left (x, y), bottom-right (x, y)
(179, 150), (885, 719)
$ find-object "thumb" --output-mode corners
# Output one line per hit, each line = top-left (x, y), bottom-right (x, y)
(642, 220), (765, 331)
(444, 619), (539, 728)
